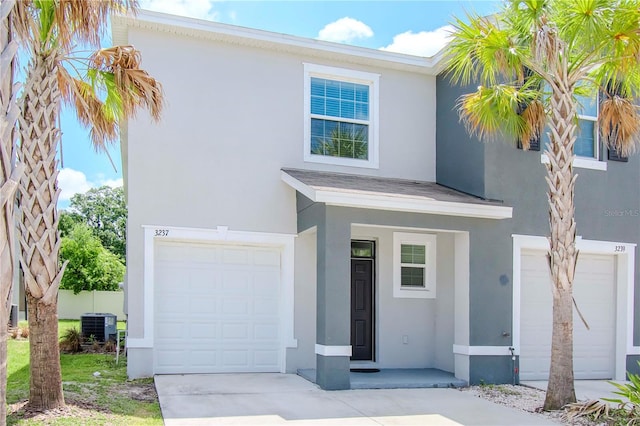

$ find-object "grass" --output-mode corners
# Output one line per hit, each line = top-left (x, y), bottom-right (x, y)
(7, 320), (163, 425)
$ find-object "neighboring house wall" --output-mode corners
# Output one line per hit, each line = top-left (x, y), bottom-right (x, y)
(436, 74), (640, 380)
(58, 290), (126, 321)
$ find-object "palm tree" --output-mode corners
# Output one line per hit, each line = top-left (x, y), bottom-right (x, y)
(17, 0), (163, 410)
(0, 1), (29, 423)
(444, 0), (640, 410)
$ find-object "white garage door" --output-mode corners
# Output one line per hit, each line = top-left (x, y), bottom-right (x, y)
(520, 251), (615, 380)
(154, 241), (282, 374)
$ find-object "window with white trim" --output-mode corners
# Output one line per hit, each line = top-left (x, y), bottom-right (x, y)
(575, 93), (599, 159)
(393, 232), (436, 299)
(540, 92), (607, 170)
(304, 63), (379, 168)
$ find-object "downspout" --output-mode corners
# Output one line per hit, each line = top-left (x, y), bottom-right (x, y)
(509, 346), (516, 385)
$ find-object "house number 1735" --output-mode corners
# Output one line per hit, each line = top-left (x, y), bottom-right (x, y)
(154, 229), (169, 237)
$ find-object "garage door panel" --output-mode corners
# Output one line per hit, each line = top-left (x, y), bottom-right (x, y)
(189, 350), (216, 366)
(254, 323), (278, 340)
(254, 250), (281, 266)
(223, 248), (250, 264)
(520, 251), (615, 381)
(222, 271), (250, 292)
(154, 242), (282, 374)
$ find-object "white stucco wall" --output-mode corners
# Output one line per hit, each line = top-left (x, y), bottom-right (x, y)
(122, 24), (437, 376)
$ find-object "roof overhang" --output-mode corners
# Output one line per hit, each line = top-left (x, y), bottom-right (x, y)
(111, 10), (442, 75)
(281, 170), (512, 220)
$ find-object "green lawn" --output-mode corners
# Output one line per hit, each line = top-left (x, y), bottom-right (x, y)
(7, 320), (163, 425)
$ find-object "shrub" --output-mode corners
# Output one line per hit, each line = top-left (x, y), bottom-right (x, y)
(19, 326), (29, 338)
(604, 363), (640, 417)
(60, 327), (82, 353)
(104, 340), (116, 352)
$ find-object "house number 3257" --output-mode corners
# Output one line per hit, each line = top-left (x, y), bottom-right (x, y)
(154, 229), (169, 237)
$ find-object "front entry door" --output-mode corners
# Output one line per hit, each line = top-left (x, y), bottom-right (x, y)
(351, 240), (374, 361)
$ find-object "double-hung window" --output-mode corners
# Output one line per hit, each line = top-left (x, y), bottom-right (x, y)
(540, 92), (607, 171)
(393, 232), (437, 299)
(575, 93), (599, 159)
(304, 63), (379, 168)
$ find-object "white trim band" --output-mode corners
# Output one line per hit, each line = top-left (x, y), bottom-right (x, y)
(453, 345), (514, 356)
(315, 344), (352, 357)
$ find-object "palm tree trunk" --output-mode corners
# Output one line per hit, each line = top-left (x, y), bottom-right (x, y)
(543, 78), (578, 410)
(18, 50), (65, 411)
(1, 1), (25, 423)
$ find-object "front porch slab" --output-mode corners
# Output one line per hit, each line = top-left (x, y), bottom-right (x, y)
(298, 368), (467, 389)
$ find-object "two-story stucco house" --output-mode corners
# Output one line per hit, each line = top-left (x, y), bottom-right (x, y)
(112, 10), (640, 390)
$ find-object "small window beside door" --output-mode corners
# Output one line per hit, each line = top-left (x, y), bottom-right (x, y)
(393, 232), (436, 299)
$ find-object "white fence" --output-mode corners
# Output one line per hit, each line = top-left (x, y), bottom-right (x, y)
(58, 290), (125, 321)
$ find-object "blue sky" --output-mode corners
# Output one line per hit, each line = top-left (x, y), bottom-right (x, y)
(57, 0), (501, 208)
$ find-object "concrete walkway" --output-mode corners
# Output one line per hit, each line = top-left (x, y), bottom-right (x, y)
(155, 373), (556, 425)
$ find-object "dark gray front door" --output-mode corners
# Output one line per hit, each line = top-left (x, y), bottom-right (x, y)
(350, 240), (374, 361)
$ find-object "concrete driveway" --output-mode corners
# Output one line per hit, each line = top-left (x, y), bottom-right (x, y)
(155, 373), (556, 425)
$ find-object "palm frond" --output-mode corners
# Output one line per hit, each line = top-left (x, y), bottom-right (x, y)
(57, 66), (118, 151)
(53, 0), (138, 50)
(6, 0), (32, 43)
(444, 13), (524, 87)
(599, 94), (640, 156)
(533, 14), (562, 66)
(556, 0), (611, 51)
(565, 399), (610, 421)
(457, 84), (530, 143)
(89, 45), (164, 122)
(520, 99), (546, 150)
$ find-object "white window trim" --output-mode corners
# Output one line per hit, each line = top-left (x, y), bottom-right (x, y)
(540, 93), (606, 169)
(540, 154), (607, 171)
(303, 63), (380, 169)
(393, 232), (436, 299)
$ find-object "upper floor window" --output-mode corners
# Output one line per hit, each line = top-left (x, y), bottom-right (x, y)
(539, 92), (608, 171)
(575, 93), (599, 159)
(304, 63), (379, 168)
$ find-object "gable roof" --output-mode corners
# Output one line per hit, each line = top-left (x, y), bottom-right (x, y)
(281, 169), (512, 220)
(111, 10), (444, 76)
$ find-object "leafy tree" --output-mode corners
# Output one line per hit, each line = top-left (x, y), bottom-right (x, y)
(60, 224), (125, 294)
(67, 186), (126, 262)
(16, 0), (164, 410)
(58, 210), (83, 238)
(444, 0), (640, 409)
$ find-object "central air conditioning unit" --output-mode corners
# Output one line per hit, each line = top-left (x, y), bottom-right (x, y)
(80, 313), (117, 342)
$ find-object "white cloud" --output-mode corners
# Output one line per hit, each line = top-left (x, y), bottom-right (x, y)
(57, 168), (123, 202)
(101, 178), (124, 188)
(318, 17), (374, 43)
(58, 168), (92, 202)
(139, 0), (219, 20)
(380, 25), (454, 57)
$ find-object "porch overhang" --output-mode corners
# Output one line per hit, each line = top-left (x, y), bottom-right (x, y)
(281, 168), (512, 220)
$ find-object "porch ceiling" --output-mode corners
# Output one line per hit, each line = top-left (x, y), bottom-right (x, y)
(281, 168), (512, 220)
